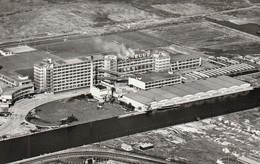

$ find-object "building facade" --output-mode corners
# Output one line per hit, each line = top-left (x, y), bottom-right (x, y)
(34, 48), (203, 93)
(34, 56), (103, 93)
(128, 72), (182, 90)
(171, 55), (202, 71)
(0, 84), (34, 108)
(123, 76), (252, 111)
(0, 69), (34, 108)
(153, 50), (171, 72)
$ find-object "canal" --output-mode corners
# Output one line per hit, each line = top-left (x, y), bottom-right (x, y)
(205, 17), (260, 36)
(0, 88), (259, 163)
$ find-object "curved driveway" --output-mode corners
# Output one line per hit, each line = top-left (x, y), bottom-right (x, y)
(0, 89), (89, 136)
(13, 148), (172, 164)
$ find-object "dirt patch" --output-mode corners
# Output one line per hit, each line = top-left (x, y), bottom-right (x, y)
(152, 3), (214, 16)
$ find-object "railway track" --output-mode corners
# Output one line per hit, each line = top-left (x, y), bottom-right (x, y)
(14, 149), (173, 164)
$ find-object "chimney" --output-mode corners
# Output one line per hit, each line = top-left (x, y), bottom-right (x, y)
(90, 56), (94, 88)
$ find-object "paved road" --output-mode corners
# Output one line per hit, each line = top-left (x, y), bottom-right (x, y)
(14, 148), (173, 164)
(0, 89), (89, 136)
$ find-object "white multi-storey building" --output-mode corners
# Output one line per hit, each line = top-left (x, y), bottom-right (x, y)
(153, 50), (171, 72)
(170, 54), (202, 71)
(103, 55), (118, 77)
(33, 48), (203, 94)
(34, 56), (103, 93)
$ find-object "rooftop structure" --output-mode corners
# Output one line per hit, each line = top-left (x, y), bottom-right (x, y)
(0, 69), (32, 87)
(170, 52), (201, 62)
(123, 76), (252, 111)
(33, 47), (203, 93)
(4, 45), (36, 54)
(128, 72), (182, 90)
(0, 70), (34, 108)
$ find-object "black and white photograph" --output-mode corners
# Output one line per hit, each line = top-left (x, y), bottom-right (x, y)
(0, 0), (259, 163)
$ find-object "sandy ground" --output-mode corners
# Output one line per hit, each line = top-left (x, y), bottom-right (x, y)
(0, 116), (7, 126)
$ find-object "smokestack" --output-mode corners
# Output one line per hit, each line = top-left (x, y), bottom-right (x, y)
(90, 56), (94, 88)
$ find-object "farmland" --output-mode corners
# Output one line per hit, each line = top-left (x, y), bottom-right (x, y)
(35, 31), (170, 58)
(0, 50), (59, 71)
(143, 22), (247, 48)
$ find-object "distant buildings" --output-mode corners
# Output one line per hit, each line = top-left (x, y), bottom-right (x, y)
(0, 69), (34, 108)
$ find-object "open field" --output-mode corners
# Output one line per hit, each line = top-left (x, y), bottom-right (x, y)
(100, 108), (260, 163)
(35, 31), (170, 58)
(143, 22), (247, 48)
(28, 97), (126, 126)
(152, 3), (214, 16)
(0, 0), (159, 40)
(211, 6), (260, 25)
(200, 41), (260, 57)
(0, 51), (59, 71)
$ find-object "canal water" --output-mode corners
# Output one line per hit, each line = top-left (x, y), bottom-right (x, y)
(0, 88), (259, 163)
(206, 17), (260, 36)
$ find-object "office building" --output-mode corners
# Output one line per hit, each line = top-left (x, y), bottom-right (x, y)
(34, 56), (103, 93)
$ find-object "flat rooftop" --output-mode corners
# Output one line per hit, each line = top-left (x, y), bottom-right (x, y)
(136, 72), (180, 82)
(35, 55), (103, 67)
(124, 76), (250, 104)
(54, 55), (103, 66)
(2, 84), (34, 95)
(169, 52), (201, 62)
(4, 45), (36, 54)
(0, 69), (30, 82)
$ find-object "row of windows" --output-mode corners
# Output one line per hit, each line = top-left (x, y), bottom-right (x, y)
(53, 80), (90, 87)
(53, 73), (100, 80)
(171, 58), (200, 64)
(145, 78), (181, 85)
(146, 81), (181, 89)
(53, 60), (103, 68)
(53, 65), (103, 73)
(53, 83), (90, 92)
(118, 64), (153, 72)
(53, 71), (92, 77)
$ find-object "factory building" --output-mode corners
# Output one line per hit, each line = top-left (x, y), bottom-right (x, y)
(34, 48), (203, 93)
(34, 56), (103, 93)
(117, 50), (154, 75)
(128, 72), (182, 90)
(123, 76), (252, 111)
(170, 53), (202, 71)
(153, 50), (171, 72)
(103, 55), (118, 77)
(0, 69), (34, 108)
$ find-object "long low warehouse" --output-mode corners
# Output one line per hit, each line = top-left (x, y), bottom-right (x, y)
(122, 76), (253, 111)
